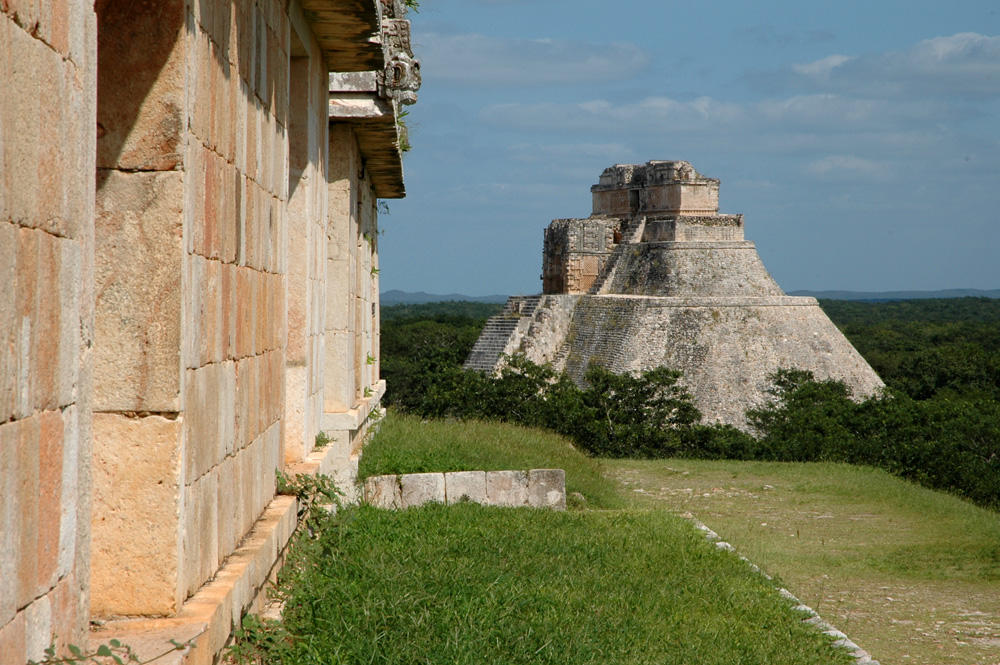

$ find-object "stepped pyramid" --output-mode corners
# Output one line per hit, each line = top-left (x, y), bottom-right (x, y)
(464, 161), (884, 428)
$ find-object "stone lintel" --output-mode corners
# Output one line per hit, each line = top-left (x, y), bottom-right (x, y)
(301, 0), (384, 73)
(329, 71), (379, 93)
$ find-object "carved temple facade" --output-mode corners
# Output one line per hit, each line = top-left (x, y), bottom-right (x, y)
(1, 1), (418, 662)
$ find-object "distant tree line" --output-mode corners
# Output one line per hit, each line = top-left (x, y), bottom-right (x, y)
(379, 299), (1000, 509)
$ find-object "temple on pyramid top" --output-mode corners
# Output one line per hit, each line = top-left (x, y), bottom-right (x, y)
(591, 160), (720, 216)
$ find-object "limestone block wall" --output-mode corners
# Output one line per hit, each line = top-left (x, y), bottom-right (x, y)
(284, 12), (332, 467)
(363, 469), (567, 511)
(542, 218), (619, 294)
(0, 1), (96, 659)
(324, 123), (381, 454)
(89, 0), (331, 618)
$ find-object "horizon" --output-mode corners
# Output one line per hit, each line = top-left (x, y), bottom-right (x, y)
(379, 0), (999, 296)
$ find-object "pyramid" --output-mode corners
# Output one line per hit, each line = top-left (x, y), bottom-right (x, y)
(465, 161), (884, 428)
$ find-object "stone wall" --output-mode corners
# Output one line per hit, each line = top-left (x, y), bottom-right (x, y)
(542, 218), (619, 294)
(364, 469), (567, 511)
(0, 0), (96, 659)
(2, 0), (416, 662)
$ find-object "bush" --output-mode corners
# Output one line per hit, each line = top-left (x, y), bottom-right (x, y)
(746, 369), (1000, 510)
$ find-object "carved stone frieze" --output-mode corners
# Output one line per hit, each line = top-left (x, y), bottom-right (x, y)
(378, 1), (421, 105)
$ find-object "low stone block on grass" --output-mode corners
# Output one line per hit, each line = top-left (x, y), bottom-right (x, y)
(528, 469), (566, 510)
(400, 473), (445, 507)
(445, 471), (486, 505)
(485, 470), (529, 507)
(363, 474), (401, 510)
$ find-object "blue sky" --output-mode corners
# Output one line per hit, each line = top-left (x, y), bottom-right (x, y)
(379, 0), (1000, 296)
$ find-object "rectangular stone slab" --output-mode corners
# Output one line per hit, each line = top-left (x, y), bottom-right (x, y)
(444, 471), (486, 505)
(363, 474), (401, 510)
(399, 472), (445, 508)
(485, 470), (528, 507)
(528, 469), (566, 511)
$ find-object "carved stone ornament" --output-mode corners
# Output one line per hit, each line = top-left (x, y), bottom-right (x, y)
(379, 1), (421, 105)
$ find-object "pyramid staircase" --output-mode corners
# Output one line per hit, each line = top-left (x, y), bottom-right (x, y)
(463, 296), (542, 371)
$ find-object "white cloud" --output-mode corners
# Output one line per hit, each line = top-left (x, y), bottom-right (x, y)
(418, 32), (649, 85)
(806, 155), (892, 180)
(792, 54), (854, 77)
(784, 32), (1000, 99)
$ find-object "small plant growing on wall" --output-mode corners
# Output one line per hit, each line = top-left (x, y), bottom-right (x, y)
(30, 637), (193, 665)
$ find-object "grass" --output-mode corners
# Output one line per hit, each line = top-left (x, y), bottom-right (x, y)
(609, 458), (1000, 665)
(254, 503), (852, 665)
(249, 416), (1000, 664)
(360, 411), (624, 509)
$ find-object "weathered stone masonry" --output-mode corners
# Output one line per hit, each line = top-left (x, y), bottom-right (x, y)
(1, 1), (417, 663)
(467, 161), (883, 428)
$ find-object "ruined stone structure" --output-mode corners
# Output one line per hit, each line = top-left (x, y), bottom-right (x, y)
(466, 161), (883, 427)
(1, 1), (417, 662)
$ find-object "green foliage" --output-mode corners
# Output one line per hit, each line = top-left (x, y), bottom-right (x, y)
(746, 370), (1000, 509)
(570, 365), (701, 457)
(29, 638), (192, 665)
(225, 504), (851, 665)
(820, 297), (1000, 401)
(276, 471), (343, 532)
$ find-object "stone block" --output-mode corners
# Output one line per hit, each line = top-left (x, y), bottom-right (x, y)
(400, 473), (445, 508)
(57, 237), (80, 408)
(36, 410), (64, 594)
(15, 226), (38, 420)
(94, 170), (182, 412)
(91, 413), (182, 617)
(32, 233), (61, 412)
(95, 0), (185, 170)
(16, 414), (40, 608)
(24, 595), (52, 662)
(182, 470), (220, 599)
(57, 405), (79, 580)
(283, 364), (306, 465)
(0, 611), (26, 665)
(5, 23), (40, 228)
(0, 223), (16, 423)
(0, 420), (20, 627)
(184, 364), (227, 479)
(528, 469), (566, 510)
(485, 470), (529, 508)
(216, 456), (238, 562)
(445, 471), (487, 505)
(363, 475), (401, 510)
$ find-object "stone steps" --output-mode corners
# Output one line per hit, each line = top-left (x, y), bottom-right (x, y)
(463, 296), (542, 371)
(588, 216), (646, 295)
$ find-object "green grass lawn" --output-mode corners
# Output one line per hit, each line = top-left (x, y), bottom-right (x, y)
(610, 458), (1000, 665)
(253, 504), (851, 665)
(246, 414), (999, 664)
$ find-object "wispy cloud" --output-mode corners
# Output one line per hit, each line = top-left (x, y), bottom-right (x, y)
(806, 155), (892, 180)
(774, 32), (1000, 99)
(418, 32), (649, 85)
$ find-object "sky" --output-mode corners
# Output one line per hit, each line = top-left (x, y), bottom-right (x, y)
(378, 0), (1000, 297)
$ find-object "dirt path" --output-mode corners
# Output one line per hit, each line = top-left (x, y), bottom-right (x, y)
(605, 459), (1000, 665)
